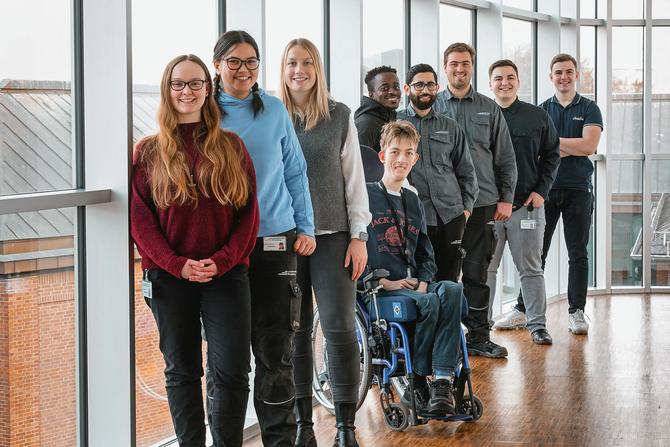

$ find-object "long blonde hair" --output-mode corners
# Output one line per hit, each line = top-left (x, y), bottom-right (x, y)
(279, 38), (330, 131)
(139, 54), (250, 209)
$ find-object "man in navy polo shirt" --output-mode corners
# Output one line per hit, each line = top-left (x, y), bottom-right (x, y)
(514, 53), (603, 335)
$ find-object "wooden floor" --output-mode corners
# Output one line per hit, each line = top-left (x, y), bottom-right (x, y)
(244, 294), (670, 447)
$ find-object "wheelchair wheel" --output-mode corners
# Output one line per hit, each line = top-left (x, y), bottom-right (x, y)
(312, 307), (371, 414)
(461, 394), (483, 421)
(384, 402), (410, 431)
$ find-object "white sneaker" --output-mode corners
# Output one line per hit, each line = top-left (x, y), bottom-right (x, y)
(493, 309), (527, 330)
(568, 309), (589, 335)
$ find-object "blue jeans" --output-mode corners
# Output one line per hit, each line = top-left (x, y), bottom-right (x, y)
(517, 189), (593, 314)
(381, 281), (464, 377)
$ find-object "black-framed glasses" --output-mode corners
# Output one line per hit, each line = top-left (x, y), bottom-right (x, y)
(170, 80), (207, 91)
(222, 57), (260, 70)
(410, 81), (438, 91)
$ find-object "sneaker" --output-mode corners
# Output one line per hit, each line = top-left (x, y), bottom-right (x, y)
(531, 329), (553, 345)
(401, 381), (429, 412)
(424, 379), (455, 416)
(568, 309), (589, 335)
(493, 308), (527, 330)
(467, 339), (508, 358)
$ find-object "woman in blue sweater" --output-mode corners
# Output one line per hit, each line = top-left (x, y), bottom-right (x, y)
(212, 30), (315, 447)
(279, 38), (370, 447)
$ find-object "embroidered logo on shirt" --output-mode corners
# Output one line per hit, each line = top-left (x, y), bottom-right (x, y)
(476, 112), (490, 116)
(573, 116), (584, 121)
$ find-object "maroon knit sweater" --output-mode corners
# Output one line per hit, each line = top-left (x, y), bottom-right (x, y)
(130, 122), (259, 278)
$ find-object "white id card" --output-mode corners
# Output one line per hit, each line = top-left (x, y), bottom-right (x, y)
(263, 236), (288, 251)
(142, 279), (153, 299)
(520, 219), (537, 230)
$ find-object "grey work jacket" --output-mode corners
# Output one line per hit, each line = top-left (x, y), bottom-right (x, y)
(398, 106), (478, 226)
(433, 86), (517, 207)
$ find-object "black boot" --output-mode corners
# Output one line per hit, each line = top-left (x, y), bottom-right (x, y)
(332, 402), (358, 447)
(295, 397), (317, 447)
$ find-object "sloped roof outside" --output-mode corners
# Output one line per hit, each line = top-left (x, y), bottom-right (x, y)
(0, 79), (159, 241)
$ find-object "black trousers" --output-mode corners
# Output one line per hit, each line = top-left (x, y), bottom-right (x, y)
(249, 230), (301, 447)
(293, 232), (359, 404)
(516, 189), (594, 314)
(460, 205), (497, 342)
(427, 213), (467, 282)
(148, 265), (251, 447)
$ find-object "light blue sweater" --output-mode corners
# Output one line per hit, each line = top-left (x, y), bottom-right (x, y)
(217, 88), (314, 237)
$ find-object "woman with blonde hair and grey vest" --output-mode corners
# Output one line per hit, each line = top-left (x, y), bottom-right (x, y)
(279, 38), (371, 447)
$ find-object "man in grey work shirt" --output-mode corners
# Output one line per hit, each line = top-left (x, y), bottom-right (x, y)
(433, 42), (517, 358)
(397, 63), (478, 283)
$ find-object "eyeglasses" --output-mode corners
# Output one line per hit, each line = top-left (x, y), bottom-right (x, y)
(410, 82), (438, 91)
(170, 80), (207, 91)
(222, 57), (260, 70)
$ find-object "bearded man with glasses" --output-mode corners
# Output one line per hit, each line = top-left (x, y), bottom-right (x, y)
(397, 63), (477, 294)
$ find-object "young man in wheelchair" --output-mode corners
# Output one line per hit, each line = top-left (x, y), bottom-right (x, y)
(364, 119), (465, 416)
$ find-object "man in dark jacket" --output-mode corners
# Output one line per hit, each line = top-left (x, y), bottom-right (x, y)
(355, 66), (401, 151)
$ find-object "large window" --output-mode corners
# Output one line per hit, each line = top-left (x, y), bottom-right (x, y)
(611, 161), (644, 286)
(264, 0), (323, 94)
(502, 17), (534, 103)
(438, 4), (473, 92)
(612, 0), (643, 20)
(579, 26), (597, 101)
(610, 27), (644, 155)
(0, 0), (74, 196)
(131, 2), (218, 445)
(580, 0), (596, 19)
(362, 0), (404, 95)
(503, 0), (533, 10)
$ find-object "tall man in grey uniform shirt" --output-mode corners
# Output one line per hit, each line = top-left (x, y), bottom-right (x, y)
(434, 42), (517, 358)
(486, 59), (560, 346)
(397, 64), (478, 283)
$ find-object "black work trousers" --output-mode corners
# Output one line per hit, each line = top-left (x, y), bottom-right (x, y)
(293, 232), (359, 404)
(516, 189), (594, 314)
(148, 265), (251, 447)
(461, 204), (497, 342)
(427, 213), (467, 282)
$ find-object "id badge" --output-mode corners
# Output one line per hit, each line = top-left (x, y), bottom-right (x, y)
(520, 219), (537, 230)
(142, 278), (153, 299)
(263, 236), (287, 251)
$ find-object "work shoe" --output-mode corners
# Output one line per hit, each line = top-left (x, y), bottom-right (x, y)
(531, 329), (553, 345)
(493, 308), (527, 330)
(467, 339), (508, 358)
(424, 379), (455, 416)
(568, 309), (589, 335)
(295, 397), (317, 447)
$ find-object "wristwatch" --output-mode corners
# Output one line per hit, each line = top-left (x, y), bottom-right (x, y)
(354, 231), (368, 242)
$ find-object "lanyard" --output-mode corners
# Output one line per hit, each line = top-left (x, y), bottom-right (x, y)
(378, 182), (414, 271)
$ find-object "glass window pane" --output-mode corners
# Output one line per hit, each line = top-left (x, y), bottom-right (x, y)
(653, 1), (670, 18)
(439, 5), (473, 91)
(651, 160), (670, 286)
(502, 18), (533, 103)
(1, 207), (76, 445)
(264, 0), (323, 94)
(611, 27), (644, 154)
(611, 160), (643, 286)
(131, 1), (218, 445)
(580, 0), (597, 19)
(651, 27), (670, 154)
(0, 0), (75, 196)
(363, 0), (404, 96)
(579, 26), (596, 101)
(503, 0), (533, 10)
(612, 0), (643, 20)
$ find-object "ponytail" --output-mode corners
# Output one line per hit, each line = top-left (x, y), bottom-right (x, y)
(213, 73), (225, 116)
(251, 82), (264, 117)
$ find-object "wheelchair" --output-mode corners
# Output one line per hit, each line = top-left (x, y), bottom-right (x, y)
(311, 269), (483, 431)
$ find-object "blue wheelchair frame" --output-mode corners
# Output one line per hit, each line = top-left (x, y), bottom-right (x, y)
(355, 269), (482, 430)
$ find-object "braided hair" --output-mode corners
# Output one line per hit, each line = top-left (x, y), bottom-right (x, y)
(213, 30), (265, 117)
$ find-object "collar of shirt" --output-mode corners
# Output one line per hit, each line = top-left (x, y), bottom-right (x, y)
(549, 92), (582, 109)
(504, 97), (523, 114)
(443, 85), (475, 101)
(404, 104), (436, 119)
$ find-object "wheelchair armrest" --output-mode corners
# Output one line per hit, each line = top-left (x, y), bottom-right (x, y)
(362, 268), (390, 292)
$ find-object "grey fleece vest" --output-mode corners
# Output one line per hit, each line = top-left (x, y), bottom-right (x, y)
(294, 101), (350, 233)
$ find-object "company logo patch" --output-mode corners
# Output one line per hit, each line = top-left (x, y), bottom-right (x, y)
(393, 302), (402, 318)
(573, 116), (584, 121)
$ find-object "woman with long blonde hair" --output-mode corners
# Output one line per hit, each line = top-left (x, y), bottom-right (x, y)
(280, 38), (370, 447)
(130, 54), (259, 447)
